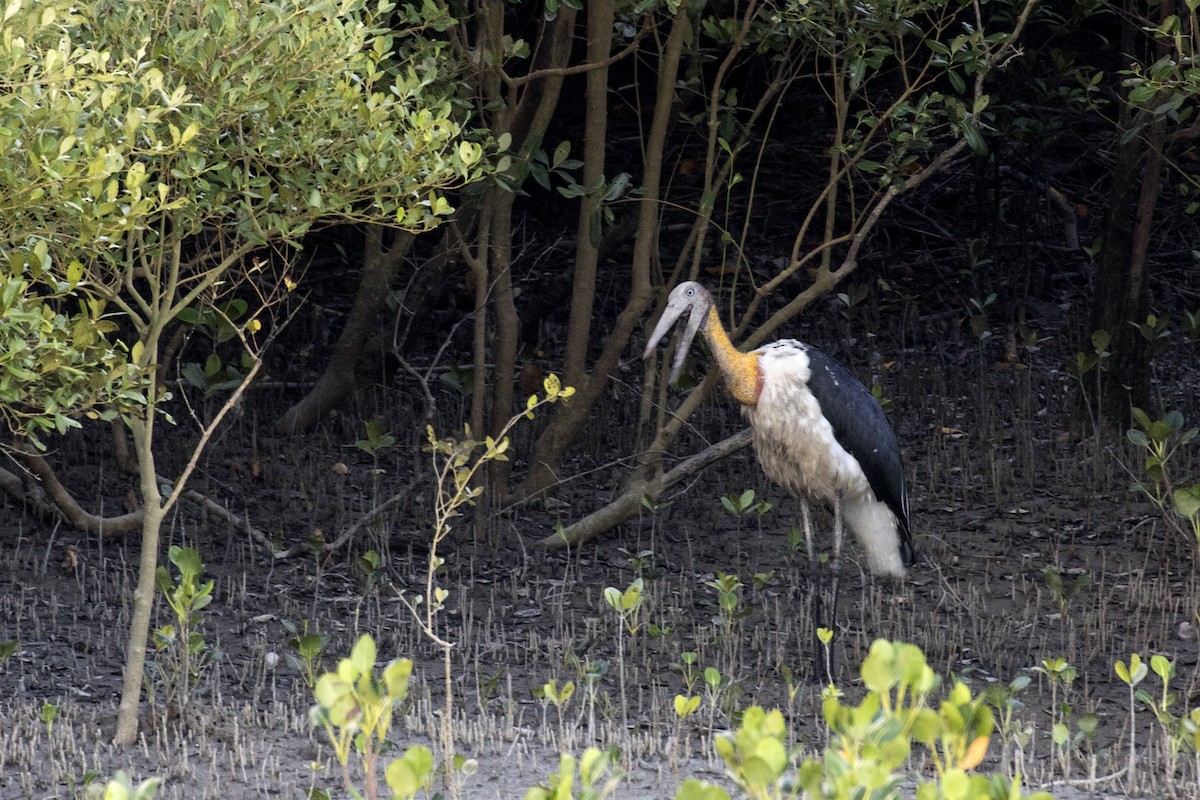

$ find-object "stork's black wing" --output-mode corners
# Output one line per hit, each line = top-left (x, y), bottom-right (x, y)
(797, 343), (915, 565)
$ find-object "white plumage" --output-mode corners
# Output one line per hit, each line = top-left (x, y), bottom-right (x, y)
(747, 341), (907, 577)
(643, 281), (914, 679)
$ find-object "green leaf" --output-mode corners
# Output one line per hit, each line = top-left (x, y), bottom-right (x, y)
(349, 635), (376, 677)
(674, 694), (700, 717)
(1174, 485), (1200, 520)
(386, 745), (434, 799)
(1150, 654), (1174, 680)
(552, 140), (571, 168)
(1126, 428), (1151, 448)
(675, 779), (731, 800)
(168, 546), (203, 579)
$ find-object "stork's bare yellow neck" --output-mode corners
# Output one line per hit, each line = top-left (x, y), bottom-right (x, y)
(703, 306), (761, 405)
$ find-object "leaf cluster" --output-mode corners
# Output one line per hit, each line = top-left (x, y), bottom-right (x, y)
(676, 641), (1053, 800)
(311, 636), (414, 767)
(0, 0), (487, 443)
(0, 251), (145, 447)
(310, 634), (435, 799)
(1117, 653), (1200, 758)
(84, 770), (161, 800)
(1127, 407), (1200, 547)
(523, 748), (621, 800)
(148, 545), (217, 713)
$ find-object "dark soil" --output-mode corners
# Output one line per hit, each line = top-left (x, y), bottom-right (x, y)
(2, 289), (1199, 800)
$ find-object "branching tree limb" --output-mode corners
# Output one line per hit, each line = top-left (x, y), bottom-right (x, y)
(540, 428), (752, 548)
(12, 447), (144, 535)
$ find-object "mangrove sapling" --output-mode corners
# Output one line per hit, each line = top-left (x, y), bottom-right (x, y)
(671, 693), (702, 773)
(674, 651), (701, 696)
(40, 702), (58, 739)
(280, 619), (329, 689)
(719, 490), (772, 564)
(0, 640), (16, 669)
(615, 546), (658, 580)
(669, 641), (1059, 800)
(816, 627), (835, 686)
(983, 674), (1035, 779)
(355, 419), (397, 460)
(812, 641), (1054, 800)
(602, 577), (648, 737)
(1042, 567), (1092, 621)
(1140, 654), (1192, 786)
(1116, 653), (1150, 791)
(702, 666), (726, 741)
(1033, 657), (1079, 779)
(403, 375), (574, 798)
(535, 679), (575, 748)
(356, 550), (383, 594)
(355, 421), (397, 556)
(1066, 330), (1113, 446)
(149, 546), (216, 718)
(576, 657), (608, 744)
(719, 489), (772, 520)
(89, 771), (161, 800)
(777, 663), (802, 717)
(705, 571), (747, 671)
(522, 748), (622, 800)
(309, 634), (432, 800)
(1126, 408), (1200, 551)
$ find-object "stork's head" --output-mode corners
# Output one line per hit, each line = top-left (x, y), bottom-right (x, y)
(642, 281), (714, 383)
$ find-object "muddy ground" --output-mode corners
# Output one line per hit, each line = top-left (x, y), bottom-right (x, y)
(2, 286), (1198, 800)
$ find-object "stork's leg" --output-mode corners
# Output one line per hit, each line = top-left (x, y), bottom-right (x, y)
(824, 493), (845, 681)
(801, 500), (815, 564)
(800, 500), (830, 683)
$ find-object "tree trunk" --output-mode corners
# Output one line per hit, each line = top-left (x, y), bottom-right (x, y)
(14, 447), (143, 535)
(477, 7), (577, 498)
(561, 0), (614, 387)
(113, 415), (162, 746)
(519, 5), (690, 499)
(1087, 120), (1164, 429)
(1083, 0), (1174, 431)
(468, 211), (490, 542)
(487, 191), (519, 502)
(276, 227), (413, 433)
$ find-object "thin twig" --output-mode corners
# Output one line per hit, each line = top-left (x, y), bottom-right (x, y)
(322, 478), (418, 556)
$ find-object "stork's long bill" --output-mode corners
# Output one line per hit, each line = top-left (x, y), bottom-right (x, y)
(642, 281), (761, 405)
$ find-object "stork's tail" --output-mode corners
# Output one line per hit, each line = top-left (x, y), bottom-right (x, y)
(842, 496), (908, 578)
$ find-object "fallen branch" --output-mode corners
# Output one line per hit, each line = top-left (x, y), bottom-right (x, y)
(323, 478), (418, 556)
(5, 445), (285, 557)
(15, 447), (144, 536)
(539, 427), (753, 548)
(177, 486), (283, 559)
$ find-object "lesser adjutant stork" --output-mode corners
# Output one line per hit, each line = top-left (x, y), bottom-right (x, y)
(643, 281), (914, 677)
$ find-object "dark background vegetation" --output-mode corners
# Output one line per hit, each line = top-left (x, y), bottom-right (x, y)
(2, 0), (1200, 796)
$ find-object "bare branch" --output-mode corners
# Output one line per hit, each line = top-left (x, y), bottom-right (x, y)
(540, 428), (753, 548)
(14, 447), (144, 536)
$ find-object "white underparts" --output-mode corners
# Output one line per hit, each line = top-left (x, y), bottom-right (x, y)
(744, 344), (905, 578)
